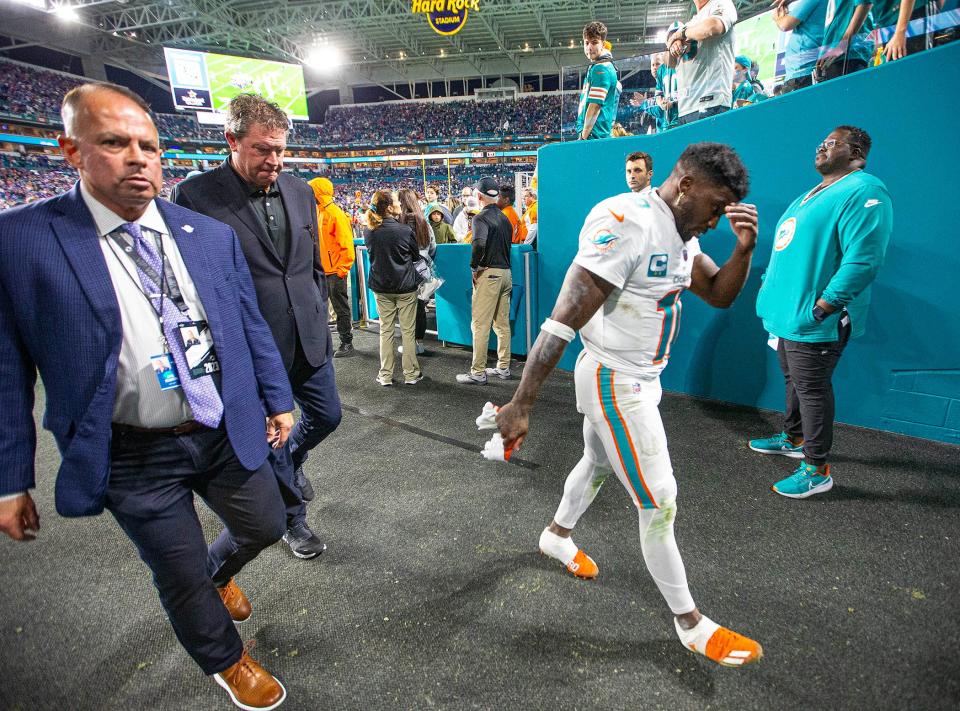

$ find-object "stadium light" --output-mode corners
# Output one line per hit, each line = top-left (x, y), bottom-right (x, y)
(54, 4), (80, 22)
(306, 45), (343, 72)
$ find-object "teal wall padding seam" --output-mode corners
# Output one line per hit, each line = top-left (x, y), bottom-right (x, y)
(536, 41), (960, 444)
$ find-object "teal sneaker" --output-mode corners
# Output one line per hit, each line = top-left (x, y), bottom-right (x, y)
(772, 463), (833, 499)
(749, 432), (804, 458)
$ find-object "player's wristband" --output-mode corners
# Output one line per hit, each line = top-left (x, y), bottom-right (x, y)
(812, 305), (828, 322)
(541, 318), (576, 342)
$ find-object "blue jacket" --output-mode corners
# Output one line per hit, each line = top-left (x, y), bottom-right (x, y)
(0, 185), (294, 516)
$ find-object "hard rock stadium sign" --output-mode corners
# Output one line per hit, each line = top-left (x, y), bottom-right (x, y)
(411, 0), (480, 36)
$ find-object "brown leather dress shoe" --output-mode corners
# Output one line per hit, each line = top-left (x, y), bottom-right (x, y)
(217, 578), (252, 623)
(214, 649), (286, 710)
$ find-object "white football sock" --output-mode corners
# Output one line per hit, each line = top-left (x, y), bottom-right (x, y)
(538, 527), (578, 565)
(674, 614), (720, 652)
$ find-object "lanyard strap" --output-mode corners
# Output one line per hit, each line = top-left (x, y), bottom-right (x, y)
(107, 229), (188, 312)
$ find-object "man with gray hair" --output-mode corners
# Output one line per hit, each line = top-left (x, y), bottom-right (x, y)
(172, 93), (341, 561)
(0, 81), (293, 709)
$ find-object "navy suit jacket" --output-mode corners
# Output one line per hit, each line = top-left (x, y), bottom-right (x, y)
(0, 185), (294, 517)
(171, 161), (332, 372)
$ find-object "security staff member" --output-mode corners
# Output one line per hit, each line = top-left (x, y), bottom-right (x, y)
(457, 177), (514, 385)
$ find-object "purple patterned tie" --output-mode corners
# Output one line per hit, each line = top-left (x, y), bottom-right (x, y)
(120, 222), (224, 428)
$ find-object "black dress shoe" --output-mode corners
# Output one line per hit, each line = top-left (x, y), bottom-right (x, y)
(294, 466), (315, 501)
(333, 342), (355, 358)
(282, 522), (327, 560)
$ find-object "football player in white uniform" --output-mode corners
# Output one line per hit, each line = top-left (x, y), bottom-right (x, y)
(496, 142), (763, 667)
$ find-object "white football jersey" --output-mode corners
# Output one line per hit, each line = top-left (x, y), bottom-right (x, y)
(573, 188), (701, 379)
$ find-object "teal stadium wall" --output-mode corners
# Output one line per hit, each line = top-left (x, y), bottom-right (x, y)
(536, 41), (960, 445)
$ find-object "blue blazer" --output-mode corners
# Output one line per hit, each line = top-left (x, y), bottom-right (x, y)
(0, 185), (294, 517)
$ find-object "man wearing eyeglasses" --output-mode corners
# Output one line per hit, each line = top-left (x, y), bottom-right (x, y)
(172, 94), (341, 561)
(751, 126), (892, 499)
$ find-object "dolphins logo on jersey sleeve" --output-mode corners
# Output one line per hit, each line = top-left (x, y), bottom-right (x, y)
(591, 228), (620, 254)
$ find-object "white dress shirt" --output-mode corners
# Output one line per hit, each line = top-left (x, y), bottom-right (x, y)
(82, 182), (213, 428)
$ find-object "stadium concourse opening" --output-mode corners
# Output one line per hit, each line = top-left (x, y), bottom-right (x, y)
(0, 1), (959, 710)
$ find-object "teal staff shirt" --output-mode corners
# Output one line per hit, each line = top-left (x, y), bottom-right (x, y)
(756, 170), (893, 342)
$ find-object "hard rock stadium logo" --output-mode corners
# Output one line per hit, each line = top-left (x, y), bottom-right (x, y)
(411, 0), (480, 36)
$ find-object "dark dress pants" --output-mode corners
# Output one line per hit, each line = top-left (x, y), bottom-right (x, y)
(326, 273), (352, 345)
(106, 425), (286, 675)
(273, 347), (343, 526)
(777, 313), (852, 466)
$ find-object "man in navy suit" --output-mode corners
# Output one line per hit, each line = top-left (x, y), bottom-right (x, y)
(0, 82), (291, 710)
(172, 94), (341, 561)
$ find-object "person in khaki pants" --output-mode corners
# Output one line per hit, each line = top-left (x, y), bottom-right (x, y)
(457, 177), (515, 385)
(363, 190), (423, 385)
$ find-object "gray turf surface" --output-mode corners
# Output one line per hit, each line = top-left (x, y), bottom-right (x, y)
(1, 328), (958, 711)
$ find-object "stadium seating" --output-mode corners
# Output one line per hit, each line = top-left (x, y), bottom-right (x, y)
(0, 60), (560, 148)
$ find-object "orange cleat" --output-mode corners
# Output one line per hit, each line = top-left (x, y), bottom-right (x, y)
(675, 616), (763, 667)
(564, 549), (599, 579)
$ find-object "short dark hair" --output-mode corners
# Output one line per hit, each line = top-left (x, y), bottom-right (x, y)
(626, 151), (653, 172)
(583, 22), (607, 41)
(836, 125), (871, 157)
(499, 183), (516, 202)
(677, 142), (749, 201)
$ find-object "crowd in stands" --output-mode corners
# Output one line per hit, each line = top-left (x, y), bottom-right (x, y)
(0, 154), (191, 209)
(0, 150), (532, 212)
(0, 61), (82, 122)
(323, 95), (561, 143)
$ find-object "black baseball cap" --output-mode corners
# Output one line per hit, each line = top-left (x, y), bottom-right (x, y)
(475, 176), (500, 198)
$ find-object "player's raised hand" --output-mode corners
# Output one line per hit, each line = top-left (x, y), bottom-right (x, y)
(725, 203), (758, 249)
(495, 401), (529, 453)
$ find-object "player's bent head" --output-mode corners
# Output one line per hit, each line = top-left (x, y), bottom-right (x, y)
(676, 142), (749, 203)
(61, 82), (153, 140)
(582, 21), (607, 41)
(224, 93), (289, 141)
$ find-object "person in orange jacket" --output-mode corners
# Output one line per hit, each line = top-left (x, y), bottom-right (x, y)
(521, 186), (538, 246)
(309, 177), (356, 357)
(497, 183), (527, 244)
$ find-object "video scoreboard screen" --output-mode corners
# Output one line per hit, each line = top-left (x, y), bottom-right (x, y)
(163, 47), (309, 121)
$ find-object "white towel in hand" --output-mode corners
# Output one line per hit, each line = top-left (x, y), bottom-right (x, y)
(481, 433), (512, 462)
(475, 401), (499, 431)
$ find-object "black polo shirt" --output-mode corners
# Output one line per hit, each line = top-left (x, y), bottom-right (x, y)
(470, 204), (512, 270)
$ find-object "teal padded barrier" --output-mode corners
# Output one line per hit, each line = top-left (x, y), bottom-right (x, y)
(434, 243), (536, 356)
(536, 41), (960, 444)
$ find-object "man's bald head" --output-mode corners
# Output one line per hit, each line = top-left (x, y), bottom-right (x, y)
(61, 82), (153, 139)
(58, 82), (162, 221)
